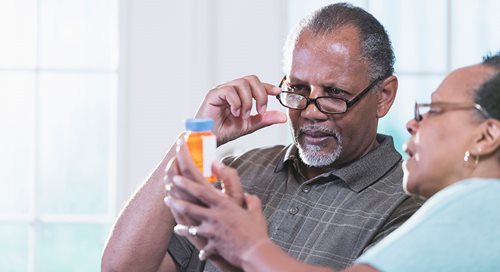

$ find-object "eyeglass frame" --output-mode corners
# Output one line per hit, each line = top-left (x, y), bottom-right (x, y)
(414, 101), (491, 122)
(276, 75), (384, 114)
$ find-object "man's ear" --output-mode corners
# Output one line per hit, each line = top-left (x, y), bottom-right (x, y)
(469, 119), (500, 157)
(376, 75), (398, 118)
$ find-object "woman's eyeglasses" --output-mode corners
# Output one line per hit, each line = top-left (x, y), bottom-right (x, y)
(414, 101), (491, 122)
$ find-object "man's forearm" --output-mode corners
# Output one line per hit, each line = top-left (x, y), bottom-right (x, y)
(101, 142), (178, 272)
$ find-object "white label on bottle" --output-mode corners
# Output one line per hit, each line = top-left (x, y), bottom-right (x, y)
(201, 135), (216, 177)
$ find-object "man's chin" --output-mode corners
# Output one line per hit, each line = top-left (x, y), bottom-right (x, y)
(297, 144), (341, 168)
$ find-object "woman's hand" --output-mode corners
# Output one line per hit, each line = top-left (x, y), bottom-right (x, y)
(163, 138), (246, 271)
(165, 171), (269, 268)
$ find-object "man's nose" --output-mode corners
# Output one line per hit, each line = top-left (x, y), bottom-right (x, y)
(301, 88), (328, 118)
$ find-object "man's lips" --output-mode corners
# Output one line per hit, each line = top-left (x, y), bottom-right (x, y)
(300, 129), (335, 144)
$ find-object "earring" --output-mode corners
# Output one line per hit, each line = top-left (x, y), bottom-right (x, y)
(464, 151), (471, 167)
(463, 150), (480, 168)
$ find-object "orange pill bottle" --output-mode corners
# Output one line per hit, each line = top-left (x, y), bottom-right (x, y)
(184, 118), (217, 182)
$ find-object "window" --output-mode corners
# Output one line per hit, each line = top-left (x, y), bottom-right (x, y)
(0, 0), (118, 270)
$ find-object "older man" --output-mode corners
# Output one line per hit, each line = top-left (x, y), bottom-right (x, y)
(102, 3), (421, 272)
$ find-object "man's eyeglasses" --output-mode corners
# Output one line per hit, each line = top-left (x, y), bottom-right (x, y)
(414, 101), (491, 122)
(276, 76), (383, 114)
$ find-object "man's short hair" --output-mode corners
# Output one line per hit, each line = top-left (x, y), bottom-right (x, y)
(283, 2), (395, 81)
(475, 51), (500, 120)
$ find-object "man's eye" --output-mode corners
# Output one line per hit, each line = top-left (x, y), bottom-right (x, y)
(325, 87), (345, 96)
(288, 85), (308, 93)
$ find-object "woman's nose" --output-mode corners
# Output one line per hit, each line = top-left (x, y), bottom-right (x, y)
(406, 118), (419, 135)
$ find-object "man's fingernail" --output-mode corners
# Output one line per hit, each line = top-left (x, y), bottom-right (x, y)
(234, 108), (241, 116)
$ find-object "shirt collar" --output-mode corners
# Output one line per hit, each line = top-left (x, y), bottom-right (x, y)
(275, 134), (402, 192)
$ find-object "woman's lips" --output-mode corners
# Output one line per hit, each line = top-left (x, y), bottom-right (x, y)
(403, 142), (415, 159)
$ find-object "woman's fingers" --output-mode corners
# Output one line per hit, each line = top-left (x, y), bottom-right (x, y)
(164, 194), (212, 222)
(244, 193), (262, 213)
(163, 157), (179, 185)
(212, 161), (245, 207)
(199, 241), (217, 261)
(174, 223), (217, 261)
(170, 175), (225, 207)
(175, 138), (206, 183)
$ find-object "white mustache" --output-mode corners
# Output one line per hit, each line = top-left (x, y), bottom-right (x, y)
(298, 124), (339, 137)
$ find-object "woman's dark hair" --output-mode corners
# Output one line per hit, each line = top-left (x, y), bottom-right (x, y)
(475, 52), (500, 120)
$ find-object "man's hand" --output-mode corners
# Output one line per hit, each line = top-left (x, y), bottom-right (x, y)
(194, 75), (287, 146)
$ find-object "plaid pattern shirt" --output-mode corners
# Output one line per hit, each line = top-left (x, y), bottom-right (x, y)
(168, 134), (423, 271)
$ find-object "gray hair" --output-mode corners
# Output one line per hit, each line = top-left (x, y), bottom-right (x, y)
(283, 3), (395, 81)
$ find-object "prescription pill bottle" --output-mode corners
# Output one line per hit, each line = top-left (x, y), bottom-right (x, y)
(184, 118), (217, 182)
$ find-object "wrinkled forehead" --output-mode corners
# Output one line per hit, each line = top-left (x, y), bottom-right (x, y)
(283, 26), (364, 73)
(431, 64), (496, 103)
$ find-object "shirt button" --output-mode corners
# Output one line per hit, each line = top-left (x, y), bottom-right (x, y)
(302, 186), (310, 193)
(288, 207), (299, 215)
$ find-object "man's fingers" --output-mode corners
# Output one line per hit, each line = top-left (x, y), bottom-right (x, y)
(231, 80), (254, 119)
(246, 110), (287, 134)
(212, 76), (281, 119)
(243, 75), (268, 115)
(211, 85), (243, 117)
(262, 82), (282, 96)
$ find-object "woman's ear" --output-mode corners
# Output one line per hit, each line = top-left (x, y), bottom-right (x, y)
(376, 75), (398, 118)
(469, 119), (500, 157)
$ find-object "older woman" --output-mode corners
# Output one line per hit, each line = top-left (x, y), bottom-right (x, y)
(165, 53), (500, 272)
